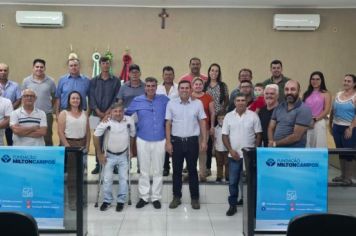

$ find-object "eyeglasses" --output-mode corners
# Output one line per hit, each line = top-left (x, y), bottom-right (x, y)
(23, 95), (35, 98)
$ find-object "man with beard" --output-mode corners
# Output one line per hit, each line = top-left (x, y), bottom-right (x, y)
(268, 80), (312, 147)
(262, 60), (290, 103)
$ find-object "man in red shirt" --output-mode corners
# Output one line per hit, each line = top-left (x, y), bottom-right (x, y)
(179, 57), (207, 83)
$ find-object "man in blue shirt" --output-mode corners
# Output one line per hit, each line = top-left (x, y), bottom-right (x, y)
(55, 58), (90, 118)
(126, 77), (169, 209)
(0, 63), (22, 145)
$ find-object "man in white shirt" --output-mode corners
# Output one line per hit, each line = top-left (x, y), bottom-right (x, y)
(0, 94), (13, 145)
(156, 66), (178, 176)
(222, 93), (262, 216)
(93, 103), (135, 212)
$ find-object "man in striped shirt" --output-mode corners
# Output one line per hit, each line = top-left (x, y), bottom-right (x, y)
(10, 89), (47, 146)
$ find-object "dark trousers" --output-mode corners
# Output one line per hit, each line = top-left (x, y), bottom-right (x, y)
(67, 138), (86, 205)
(206, 136), (213, 169)
(5, 127), (13, 146)
(163, 152), (170, 170)
(44, 113), (53, 146)
(172, 136), (199, 199)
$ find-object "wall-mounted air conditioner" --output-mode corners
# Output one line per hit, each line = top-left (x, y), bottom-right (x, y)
(16, 11), (64, 28)
(273, 14), (320, 31)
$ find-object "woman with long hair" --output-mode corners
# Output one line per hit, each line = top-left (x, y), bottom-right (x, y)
(204, 63), (229, 176)
(302, 71), (331, 147)
(192, 77), (215, 182)
(58, 91), (90, 210)
(329, 74), (356, 186)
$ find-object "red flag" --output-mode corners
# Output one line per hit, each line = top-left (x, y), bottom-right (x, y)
(120, 53), (132, 82)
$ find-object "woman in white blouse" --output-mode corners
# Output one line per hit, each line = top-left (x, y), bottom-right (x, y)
(58, 91), (90, 210)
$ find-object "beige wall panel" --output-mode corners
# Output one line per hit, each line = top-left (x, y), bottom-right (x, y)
(0, 6), (355, 95)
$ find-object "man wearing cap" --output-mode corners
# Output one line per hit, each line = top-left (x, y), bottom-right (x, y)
(89, 56), (121, 174)
(10, 89), (47, 146)
(117, 64), (145, 173)
(117, 64), (145, 108)
(0, 63), (22, 145)
(179, 57), (208, 83)
(22, 58), (56, 146)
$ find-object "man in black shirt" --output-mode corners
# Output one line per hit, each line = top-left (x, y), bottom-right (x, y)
(258, 84), (279, 147)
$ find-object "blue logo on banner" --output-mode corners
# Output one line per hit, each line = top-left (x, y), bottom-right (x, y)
(256, 148), (328, 232)
(0, 146), (65, 229)
(1, 154), (11, 163)
(266, 158), (275, 166)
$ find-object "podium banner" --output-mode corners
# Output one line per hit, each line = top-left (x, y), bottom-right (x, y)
(256, 148), (328, 231)
(0, 146), (65, 229)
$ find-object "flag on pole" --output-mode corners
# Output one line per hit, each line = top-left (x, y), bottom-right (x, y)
(120, 53), (132, 83)
(92, 52), (101, 78)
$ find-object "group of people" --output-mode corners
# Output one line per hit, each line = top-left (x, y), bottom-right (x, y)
(0, 56), (355, 216)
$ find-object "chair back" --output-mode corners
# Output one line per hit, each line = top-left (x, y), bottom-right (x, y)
(0, 211), (39, 236)
(287, 213), (356, 236)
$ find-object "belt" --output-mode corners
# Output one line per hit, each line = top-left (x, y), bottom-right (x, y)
(66, 137), (85, 141)
(171, 135), (198, 142)
(107, 148), (128, 156)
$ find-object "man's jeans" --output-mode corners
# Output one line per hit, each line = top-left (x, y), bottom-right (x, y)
(228, 158), (243, 206)
(103, 152), (128, 204)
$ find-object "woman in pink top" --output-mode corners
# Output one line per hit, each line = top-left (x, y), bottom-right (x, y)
(302, 71), (331, 147)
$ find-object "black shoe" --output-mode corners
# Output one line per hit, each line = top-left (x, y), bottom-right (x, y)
(226, 205), (237, 216)
(136, 198), (149, 208)
(113, 166), (118, 174)
(100, 202), (111, 211)
(169, 197), (181, 209)
(152, 200), (161, 209)
(191, 199), (200, 210)
(91, 166), (100, 174)
(163, 169), (169, 176)
(237, 199), (243, 205)
(216, 177), (222, 183)
(137, 168), (140, 174)
(116, 203), (124, 212)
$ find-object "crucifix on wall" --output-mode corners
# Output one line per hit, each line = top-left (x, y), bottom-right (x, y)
(158, 8), (169, 29)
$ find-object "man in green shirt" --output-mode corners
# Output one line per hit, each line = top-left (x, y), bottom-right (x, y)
(262, 59), (290, 103)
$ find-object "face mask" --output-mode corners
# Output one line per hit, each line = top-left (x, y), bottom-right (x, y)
(254, 90), (263, 97)
(218, 120), (223, 126)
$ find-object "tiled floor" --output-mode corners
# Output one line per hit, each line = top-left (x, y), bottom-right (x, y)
(87, 203), (242, 236)
(40, 155), (356, 236)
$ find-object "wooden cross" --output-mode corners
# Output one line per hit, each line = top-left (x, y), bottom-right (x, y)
(159, 8), (169, 29)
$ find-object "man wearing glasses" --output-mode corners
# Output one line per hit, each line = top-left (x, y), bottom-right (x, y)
(10, 89), (47, 146)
